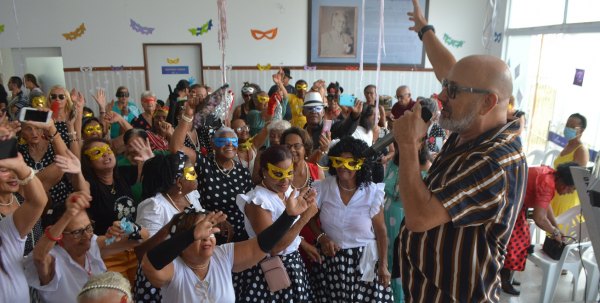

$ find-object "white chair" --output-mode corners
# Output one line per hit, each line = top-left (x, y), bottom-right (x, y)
(527, 205), (591, 303)
(527, 149), (545, 166)
(580, 249), (599, 301)
(542, 150), (561, 168)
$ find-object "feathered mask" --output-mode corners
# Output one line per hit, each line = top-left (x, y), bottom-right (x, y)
(193, 83), (234, 128)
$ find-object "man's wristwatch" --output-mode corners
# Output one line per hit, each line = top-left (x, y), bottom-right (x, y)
(418, 25), (435, 41)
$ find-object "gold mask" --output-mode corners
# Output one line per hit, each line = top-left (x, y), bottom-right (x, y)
(329, 156), (364, 171)
(295, 84), (308, 91)
(84, 144), (114, 161)
(257, 95), (269, 103)
(83, 112), (93, 118)
(84, 125), (103, 135)
(267, 163), (293, 180)
(183, 167), (197, 181)
(31, 95), (47, 108)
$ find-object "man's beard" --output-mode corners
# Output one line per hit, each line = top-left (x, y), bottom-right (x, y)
(438, 102), (477, 133)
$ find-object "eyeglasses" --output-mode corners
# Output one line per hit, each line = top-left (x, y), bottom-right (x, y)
(50, 94), (66, 100)
(441, 78), (492, 99)
(234, 126), (249, 133)
(304, 106), (324, 113)
(63, 221), (95, 239)
(284, 143), (303, 151)
(394, 94), (408, 100)
(365, 92), (376, 96)
(116, 91), (130, 98)
(242, 94), (253, 98)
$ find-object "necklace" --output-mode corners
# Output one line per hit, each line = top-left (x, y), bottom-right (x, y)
(165, 193), (182, 212)
(187, 130), (201, 152)
(236, 150), (250, 169)
(261, 181), (286, 203)
(291, 161), (309, 190)
(106, 183), (116, 195)
(338, 178), (358, 191)
(0, 194), (15, 206)
(213, 155), (235, 176)
(76, 252), (93, 276)
(185, 260), (211, 271)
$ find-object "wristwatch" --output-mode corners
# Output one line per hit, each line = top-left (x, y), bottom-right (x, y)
(552, 228), (560, 237)
(418, 25), (435, 41)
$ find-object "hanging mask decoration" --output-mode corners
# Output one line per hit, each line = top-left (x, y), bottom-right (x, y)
(304, 65), (317, 71)
(251, 28), (278, 40)
(167, 58), (180, 64)
(84, 144), (114, 161)
(130, 19), (154, 35)
(267, 163), (294, 180)
(329, 156), (364, 171)
(111, 65), (124, 71)
(189, 19), (213, 36)
(257, 64), (272, 71)
(63, 23), (86, 41)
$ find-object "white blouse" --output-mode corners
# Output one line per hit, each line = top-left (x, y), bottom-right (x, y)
(312, 177), (384, 249)
(351, 126), (373, 147)
(236, 186), (301, 256)
(161, 243), (236, 303)
(0, 214), (30, 303)
(24, 234), (107, 303)
(136, 191), (202, 237)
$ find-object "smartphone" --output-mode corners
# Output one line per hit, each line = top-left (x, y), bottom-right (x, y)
(421, 106), (433, 123)
(322, 120), (332, 134)
(19, 108), (52, 123)
(338, 94), (356, 107)
(0, 138), (18, 160)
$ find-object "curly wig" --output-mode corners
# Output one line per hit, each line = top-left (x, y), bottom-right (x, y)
(327, 136), (374, 189)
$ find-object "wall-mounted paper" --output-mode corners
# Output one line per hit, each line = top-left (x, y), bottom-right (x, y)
(63, 23), (86, 41)
(130, 19), (154, 35)
(251, 28), (278, 40)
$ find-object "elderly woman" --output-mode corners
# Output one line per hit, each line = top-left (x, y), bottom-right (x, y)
(131, 91), (157, 131)
(320, 10), (354, 56)
(110, 86), (141, 139)
(24, 192), (149, 303)
(231, 118), (269, 174)
(77, 271), (133, 303)
(500, 162), (581, 295)
(247, 70), (289, 137)
(45, 85), (84, 151)
(237, 146), (319, 302)
(146, 106), (172, 151)
(308, 136), (393, 302)
(252, 119), (291, 185)
(171, 98), (255, 244)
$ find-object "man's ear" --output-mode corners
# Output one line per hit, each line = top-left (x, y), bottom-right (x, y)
(481, 93), (499, 116)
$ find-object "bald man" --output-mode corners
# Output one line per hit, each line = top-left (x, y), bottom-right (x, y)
(391, 85), (415, 119)
(390, 1), (527, 302)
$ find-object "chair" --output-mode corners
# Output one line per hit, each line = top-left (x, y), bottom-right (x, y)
(527, 149), (545, 166)
(580, 249), (599, 301)
(527, 205), (592, 303)
(542, 150), (561, 168)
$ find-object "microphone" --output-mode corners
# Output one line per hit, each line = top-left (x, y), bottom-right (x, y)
(361, 107), (433, 158)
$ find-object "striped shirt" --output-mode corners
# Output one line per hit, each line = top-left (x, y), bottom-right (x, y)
(399, 118), (527, 303)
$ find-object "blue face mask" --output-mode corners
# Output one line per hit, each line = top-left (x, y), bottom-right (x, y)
(563, 127), (578, 141)
(213, 138), (238, 147)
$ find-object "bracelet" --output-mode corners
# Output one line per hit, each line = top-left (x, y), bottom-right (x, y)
(316, 232), (327, 243)
(44, 226), (63, 242)
(181, 114), (193, 123)
(46, 128), (59, 139)
(68, 138), (80, 143)
(418, 25), (435, 41)
(67, 132), (77, 137)
(100, 111), (106, 114)
(18, 167), (36, 186)
(552, 228), (560, 237)
(319, 149), (328, 155)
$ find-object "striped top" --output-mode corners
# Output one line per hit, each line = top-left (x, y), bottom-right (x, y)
(398, 118), (527, 303)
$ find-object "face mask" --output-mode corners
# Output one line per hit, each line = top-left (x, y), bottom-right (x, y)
(563, 127), (578, 141)
(183, 167), (197, 181)
(84, 125), (103, 135)
(295, 84), (308, 92)
(257, 95), (269, 103)
(213, 137), (238, 147)
(329, 156), (364, 171)
(84, 144), (114, 161)
(267, 163), (293, 180)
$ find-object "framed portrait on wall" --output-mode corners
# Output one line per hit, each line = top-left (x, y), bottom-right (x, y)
(308, 0), (429, 67)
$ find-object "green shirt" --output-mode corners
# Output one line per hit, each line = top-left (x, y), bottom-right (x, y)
(117, 150), (170, 206)
(247, 97), (289, 137)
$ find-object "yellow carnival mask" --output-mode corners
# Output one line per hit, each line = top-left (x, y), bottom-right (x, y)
(238, 135), (255, 152)
(183, 167), (197, 181)
(84, 144), (114, 161)
(84, 125), (103, 135)
(84, 112), (93, 118)
(267, 163), (293, 180)
(329, 156), (364, 171)
(295, 84), (308, 92)
(257, 95), (269, 104)
(32, 95), (47, 108)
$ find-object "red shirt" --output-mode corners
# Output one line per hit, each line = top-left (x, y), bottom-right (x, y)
(524, 166), (556, 209)
(392, 99), (416, 119)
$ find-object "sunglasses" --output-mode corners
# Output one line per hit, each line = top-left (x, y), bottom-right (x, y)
(63, 221), (95, 239)
(50, 94), (66, 100)
(116, 91), (130, 98)
(441, 78), (492, 99)
(242, 94), (253, 98)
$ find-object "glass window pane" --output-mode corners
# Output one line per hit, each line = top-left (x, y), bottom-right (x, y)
(567, 0), (600, 23)
(509, 0), (565, 28)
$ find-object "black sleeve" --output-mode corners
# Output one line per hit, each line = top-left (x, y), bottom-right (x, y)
(267, 85), (277, 97)
(146, 226), (196, 270)
(330, 114), (359, 140)
(118, 165), (139, 186)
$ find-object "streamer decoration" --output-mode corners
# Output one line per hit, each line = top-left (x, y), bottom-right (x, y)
(189, 20), (213, 36)
(257, 64), (271, 71)
(193, 84), (233, 128)
(130, 19), (154, 35)
(374, 0), (385, 124)
(482, 0), (499, 54)
(250, 28), (278, 40)
(220, 64), (233, 70)
(346, 65), (358, 71)
(189, 76), (195, 85)
(217, 0), (228, 85)
(111, 65), (124, 71)
(443, 34), (465, 48)
(167, 58), (180, 64)
(304, 65), (317, 71)
(63, 23), (86, 41)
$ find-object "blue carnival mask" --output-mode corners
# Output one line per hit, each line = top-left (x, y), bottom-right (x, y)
(563, 127), (578, 141)
(213, 137), (238, 147)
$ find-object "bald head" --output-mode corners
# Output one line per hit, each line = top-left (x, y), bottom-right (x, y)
(453, 55), (512, 102)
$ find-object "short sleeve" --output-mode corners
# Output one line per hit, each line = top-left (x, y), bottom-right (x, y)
(312, 180), (325, 209)
(236, 189), (276, 217)
(369, 183), (385, 218)
(136, 197), (168, 237)
(118, 165), (139, 187)
(433, 157), (507, 228)
(213, 242), (235, 272)
(534, 174), (555, 209)
(0, 214), (26, 264)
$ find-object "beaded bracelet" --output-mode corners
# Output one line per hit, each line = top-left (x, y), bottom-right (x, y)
(181, 114), (193, 123)
(67, 132), (77, 137)
(18, 167), (36, 186)
(316, 232), (327, 243)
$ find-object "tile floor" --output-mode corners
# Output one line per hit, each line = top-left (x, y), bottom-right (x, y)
(499, 259), (599, 303)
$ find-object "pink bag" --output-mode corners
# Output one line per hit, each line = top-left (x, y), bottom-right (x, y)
(260, 256), (291, 292)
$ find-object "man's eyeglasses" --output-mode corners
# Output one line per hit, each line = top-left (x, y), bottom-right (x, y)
(234, 126), (249, 133)
(50, 94), (66, 100)
(242, 94), (253, 98)
(63, 221), (95, 239)
(394, 94), (408, 100)
(441, 78), (492, 99)
(284, 143), (303, 151)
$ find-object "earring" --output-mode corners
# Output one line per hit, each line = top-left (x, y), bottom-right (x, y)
(179, 186), (182, 194)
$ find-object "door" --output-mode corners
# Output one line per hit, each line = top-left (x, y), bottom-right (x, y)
(144, 44), (203, 101)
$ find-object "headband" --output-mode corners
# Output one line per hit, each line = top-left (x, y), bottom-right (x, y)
(170, 206), (208, 237)
(78, 285), (131, 303)
(172, 151), (187, 184)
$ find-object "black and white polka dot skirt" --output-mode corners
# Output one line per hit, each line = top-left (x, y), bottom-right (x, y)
(235, 250), (313, 303)
(133, 262), (162, 303)
(310, 245), (394, 303)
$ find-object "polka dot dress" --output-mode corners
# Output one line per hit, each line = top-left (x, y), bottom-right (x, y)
(131, 115), (152, 130)
(235, 250), (313, 303)
(198, 126), (215, 155)
(504, 207), (530, 271)
(133, 262), (161, 303)
(310, 244), (394, 303)
(427, 123), (446, 152)
(54, 121), (71, 149)
(19, 143), (73, 204)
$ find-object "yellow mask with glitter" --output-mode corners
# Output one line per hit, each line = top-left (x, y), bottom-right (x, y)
(32, 96), (46, 108)
(238, 135), (255, 152)
(183, 167), (197, 181)
(267, 163), (293, 180)
(84, 125), (103, 135)
(329, 156), (364, 171)
(84, 112), (93, 117)
(84, 144), (114, 161)
(295, 84), (308, 91)
(257, 95), (269, 103)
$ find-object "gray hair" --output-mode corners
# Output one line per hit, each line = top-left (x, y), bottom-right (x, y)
(332, 10), (349, 24)
(77, 271), (132, 303)
(140, 90), (157, 100)
(267, 120), (291, 132)
(215, 126), (237, 139)
(419, 98), (439, 115)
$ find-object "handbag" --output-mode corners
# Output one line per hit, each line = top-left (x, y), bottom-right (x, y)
(260, 256), (291, 293)
(542, 236), (565, 260)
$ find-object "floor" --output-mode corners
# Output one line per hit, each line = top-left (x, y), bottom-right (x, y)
(499, 259), (599, 303)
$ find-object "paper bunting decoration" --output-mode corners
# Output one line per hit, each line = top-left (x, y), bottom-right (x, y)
(251, 28), (278, 40)
(514, 64), (520, 80)
(573, 69), (585, 86)
(220, 64), (233, 70)
(346, 65), (359, 70)
(189, 76), (195, 85)
(189, 20), (213, 36)
(63, 23), (86, 41)
(167, 58), (180, 64)
(130, 19), (154, 35)
(80, 66), (92, 72)
(111, 65), (124, 71)
(493, 32), (502, 43)
(304, 65), (316, 71)
(257, 64), (271, 70)
(0, 25), (4, 34)
(443, 34), (465, 48)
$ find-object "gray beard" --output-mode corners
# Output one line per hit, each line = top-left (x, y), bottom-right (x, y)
(438, 105), (477, 133)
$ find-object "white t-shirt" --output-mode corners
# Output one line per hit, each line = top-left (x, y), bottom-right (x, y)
(0, 214), (30, 303)
(236, 186), (301, 256)
(351, 126), (374, 147)
(312, 177), (384, 249)
(161, 242), (236, 303)
(24, 235), (107, 303)
(136, 191), (202, 237)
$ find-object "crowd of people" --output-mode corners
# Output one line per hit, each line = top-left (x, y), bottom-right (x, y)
(0, 1), (595, 303)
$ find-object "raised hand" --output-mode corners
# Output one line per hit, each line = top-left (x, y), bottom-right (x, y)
(217, 220), (234, 243)
(106, 220), (125, 243)
(408, 0), (428, 33)
(131, 137), (154, 162)
(350, 99), (364, 119)
(92, 89), (107, 111)
(0, 112), (21, 140)
(64, 192), (91, 218)
(285, 187), (317, 217)
(103, 111), (123, 124)
(55, 150), (82, 174)
(106, 99), (116, 114)
(0, 153), (27, 172)
(193, 211), (227, 240)
(158, 121), (174, 137)
(318, 131), (331, 154)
